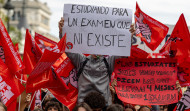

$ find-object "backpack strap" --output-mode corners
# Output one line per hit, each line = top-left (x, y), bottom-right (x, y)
(77, 57), (111, 79)
(103, 57), (112, 79)
(77, 58), (89, 79)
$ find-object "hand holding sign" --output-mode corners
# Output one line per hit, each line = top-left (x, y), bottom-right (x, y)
(63, 4), (132, 56)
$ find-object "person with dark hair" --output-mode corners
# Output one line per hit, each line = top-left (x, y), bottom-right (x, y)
(124, 104), (135, 111)
(42, 98), (52, 110)
(106, 104), (124, 111)
(0, 102), (7, 111)
(138, 106), (151, 111)
(45, 101), (61, 111)
(73, 102), (92, 111)
(50, 98), (63, 110)
(83, 92), (106, 111)
(33, 108), (43, 111)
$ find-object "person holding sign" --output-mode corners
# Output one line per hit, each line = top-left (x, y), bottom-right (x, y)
(59, 14), (135, 107)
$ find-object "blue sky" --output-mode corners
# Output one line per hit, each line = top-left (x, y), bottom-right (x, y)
(39, 0), (190, 38)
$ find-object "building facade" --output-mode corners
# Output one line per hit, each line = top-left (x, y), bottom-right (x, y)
(10, 0), (51, 35)
(0, 0), (59, 53)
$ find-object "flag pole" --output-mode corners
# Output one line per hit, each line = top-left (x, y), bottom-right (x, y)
(40, 89), (49, 105)
(28, 91), (37, 111)
(18, 74), (23, 111)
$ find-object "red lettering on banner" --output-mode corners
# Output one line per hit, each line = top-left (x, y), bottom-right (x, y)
(114, 58), (178, 105)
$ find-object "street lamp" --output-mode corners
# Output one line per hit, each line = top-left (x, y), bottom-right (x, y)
(3, 0), (14, 33)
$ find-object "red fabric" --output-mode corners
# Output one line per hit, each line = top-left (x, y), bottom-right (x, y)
(135, 2), (169, 51)
(34, 33), (57, 53)
(130, 45), (149, 58)
(35, 33), (76, 110)
(50, 53), (77, 111)
(0, 58), (25, 106)
(26, 50), (68, 93)
(7, 99), (17, 111)
(14, 43), (28, 82)
(52, 53), (74, 77)
(57, 33), (67, 53)
(160, 14), (190, 63)
(0, 19), (24, 74)
(49, 85), (78, 111)
(23, 29), (43, 74)
(31, 90), (41, 110)
(159, 14), (190, 86)
(14, 43), (19, 52)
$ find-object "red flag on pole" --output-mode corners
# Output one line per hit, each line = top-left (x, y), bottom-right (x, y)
(35, 33), (57, 53)
(135, 2), (169, 51)
(0, 19), (24, 74)
(26, 50), (68, 93)
(0, 58), (25, 106)
(7, 99), (17, 111)
(160, 14), (190, 63)
(50, 53), (78, 111)
(57, 33), (66, 53)
(23, 29), (42, 74)
(160, 14), (190, 86)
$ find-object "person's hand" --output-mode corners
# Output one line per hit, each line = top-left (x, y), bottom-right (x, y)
(176, 80), (181, 92)
(59, 17), (64, 36)
(110, 85), (116, 94)
(129, 23), (136, 37)
(25, 93), (31, 108)
(111, 78), (117, 88)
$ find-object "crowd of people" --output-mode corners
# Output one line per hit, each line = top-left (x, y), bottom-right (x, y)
(21, 79), (181, 111)
(16, 16), (184, 111)
(0, 6), (187, 111)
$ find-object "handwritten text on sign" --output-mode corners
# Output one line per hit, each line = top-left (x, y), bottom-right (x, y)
(114, 58), (178, 105)
(63, 4), (132, 56)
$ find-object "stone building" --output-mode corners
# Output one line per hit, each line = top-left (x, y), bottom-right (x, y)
(0, 0), (59, 53)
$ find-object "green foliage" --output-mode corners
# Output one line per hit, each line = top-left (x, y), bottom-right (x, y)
(0, 0), (4, 4)
(9, 26), (22, 45)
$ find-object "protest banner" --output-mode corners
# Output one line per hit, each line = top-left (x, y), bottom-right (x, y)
(63, 4), (132, 56)
(114, 58), (178, 105)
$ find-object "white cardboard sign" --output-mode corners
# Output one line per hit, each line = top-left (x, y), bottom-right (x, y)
(63, 4), (132, 56)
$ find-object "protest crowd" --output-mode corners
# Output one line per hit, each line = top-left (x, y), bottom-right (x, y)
(0, 2), (190, 111)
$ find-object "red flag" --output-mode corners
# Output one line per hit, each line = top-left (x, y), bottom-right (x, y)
(130, 45), (149, 58)
(0, 58), (25, 106)
(160, 14), (190, 64)
(135, 2), (169, 51)
(49, 85), (78, 111)
(14, 43), (28, 82)
(57, 33), (67, 53)
(30, 90), (41, 110)
(26, 50), (68, 93)
(50, 53), (77, 110)
(160, 14), (190, 86)
(23, 29), (42, 74)
(14, 43), (19, 52)
(35, 33), (57, 53)
(0, 19), (24, 74)
(7, 99), (17, 111)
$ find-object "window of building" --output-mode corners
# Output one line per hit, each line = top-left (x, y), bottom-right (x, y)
(41, 15), (49, 25)
(17, 11), (21, 20)
(11, 11), (16, 21)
